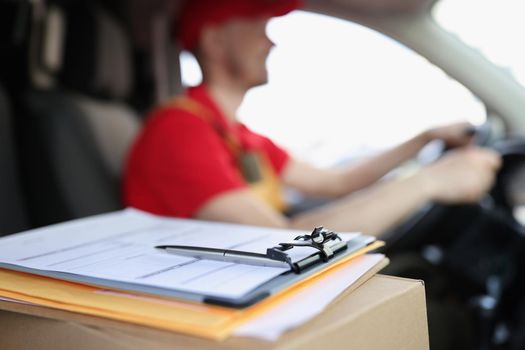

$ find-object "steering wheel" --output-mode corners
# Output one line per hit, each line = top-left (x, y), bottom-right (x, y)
(381, 121), (525, 349)
(382, 120), (509, 253)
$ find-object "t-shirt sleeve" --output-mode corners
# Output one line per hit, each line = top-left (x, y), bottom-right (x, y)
(130, 109), (247, 218)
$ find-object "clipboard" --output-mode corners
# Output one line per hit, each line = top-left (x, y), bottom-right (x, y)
(0, 209), (385, 310)
(0, 234), (381, 308)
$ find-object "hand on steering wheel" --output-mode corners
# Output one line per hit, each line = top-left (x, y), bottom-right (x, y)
(425, 122), (477, 148)
(384, 121), (502, 251)
(418, 147), (501, 204)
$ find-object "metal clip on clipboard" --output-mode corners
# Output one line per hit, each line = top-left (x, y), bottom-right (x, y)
(267, 227), (348, 273)
(156, 227), (349, 274)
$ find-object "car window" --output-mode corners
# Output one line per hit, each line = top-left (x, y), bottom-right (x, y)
(180, 11), (485, 167)
(434, 0), (525, 89)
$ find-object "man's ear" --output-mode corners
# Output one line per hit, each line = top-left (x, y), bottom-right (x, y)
(199, 26), (225, 61)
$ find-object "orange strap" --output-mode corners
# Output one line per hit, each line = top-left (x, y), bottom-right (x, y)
(164, 96), (242, 156)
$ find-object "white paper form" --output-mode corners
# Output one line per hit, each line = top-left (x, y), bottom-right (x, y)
(0, 209), (358, 299)
(234, 253), (385, 340)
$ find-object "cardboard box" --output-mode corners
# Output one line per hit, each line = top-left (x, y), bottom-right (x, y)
(0, 275), (428, 350)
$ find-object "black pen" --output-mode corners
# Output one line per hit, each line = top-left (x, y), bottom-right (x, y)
(155, 245), (291, 269)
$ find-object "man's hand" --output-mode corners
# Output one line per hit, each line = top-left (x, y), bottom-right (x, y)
(416, 147), (502, 204)
(425, 122), (476, 148)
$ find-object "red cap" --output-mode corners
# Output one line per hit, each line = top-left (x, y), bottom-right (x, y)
(175, 0), (302, 50)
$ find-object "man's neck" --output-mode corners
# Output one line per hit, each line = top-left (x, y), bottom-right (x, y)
(205, 81), (247, 124)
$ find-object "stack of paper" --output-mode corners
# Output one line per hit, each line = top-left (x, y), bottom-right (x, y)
(0, 209), (386, 340)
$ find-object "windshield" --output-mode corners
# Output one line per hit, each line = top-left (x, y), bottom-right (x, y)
(433, 0), (525, 89)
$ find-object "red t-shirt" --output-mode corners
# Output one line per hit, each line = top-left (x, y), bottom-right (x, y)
(123, 84), (290, 218)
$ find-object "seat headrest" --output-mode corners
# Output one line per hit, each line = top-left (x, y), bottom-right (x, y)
(57, 0), (133, 100)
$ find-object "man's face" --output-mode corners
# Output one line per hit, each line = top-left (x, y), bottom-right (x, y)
(217, 18), (274, 88)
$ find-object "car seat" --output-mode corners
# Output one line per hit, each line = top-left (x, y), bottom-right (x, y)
(0, 84), (30, 235)
(19, 0), (141, 227)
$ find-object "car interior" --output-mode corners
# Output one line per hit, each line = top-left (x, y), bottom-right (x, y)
(2, 0), (525, 349)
